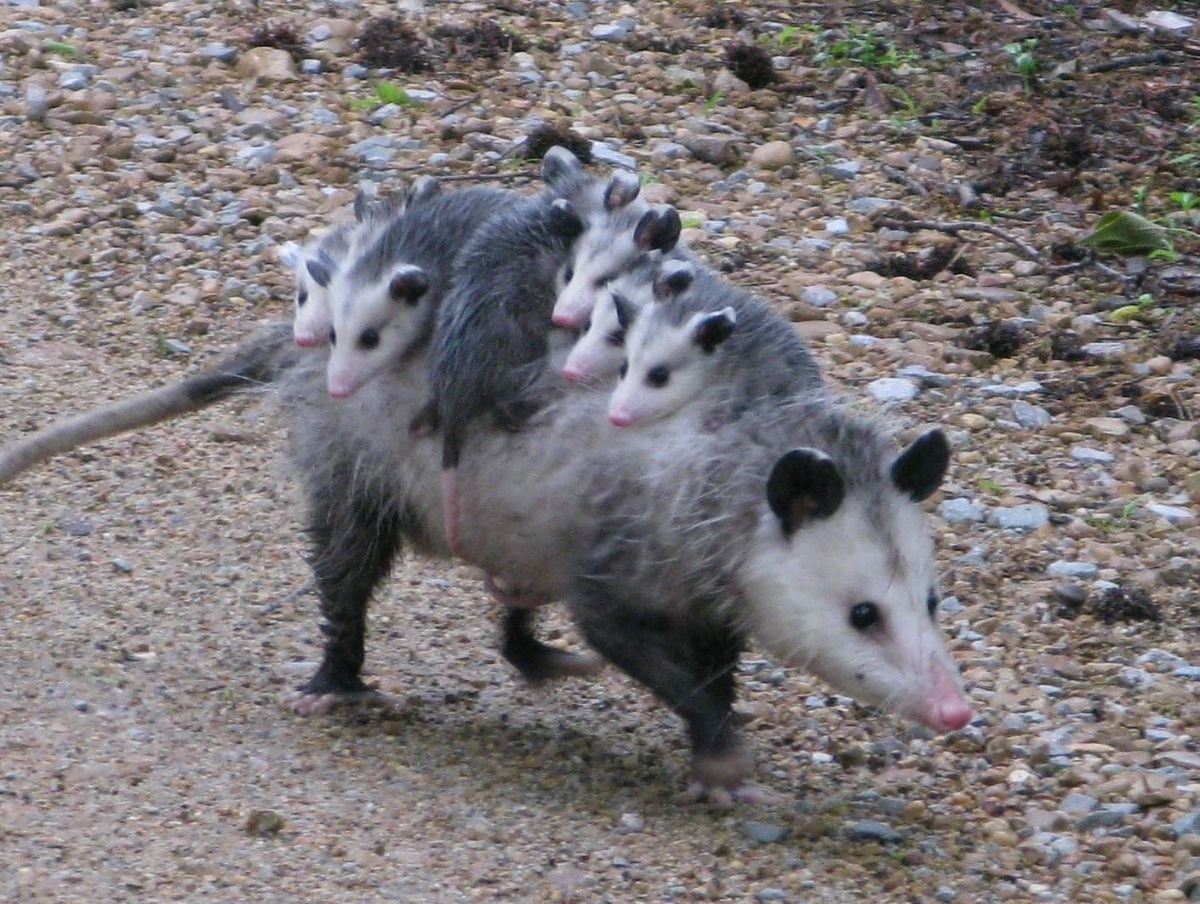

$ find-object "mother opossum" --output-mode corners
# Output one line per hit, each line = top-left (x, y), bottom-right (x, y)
(280, 332), (973, 803)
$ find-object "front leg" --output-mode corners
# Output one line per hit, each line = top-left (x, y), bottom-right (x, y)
(567, 581), (757, 805)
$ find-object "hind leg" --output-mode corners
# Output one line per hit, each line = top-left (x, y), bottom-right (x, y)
(288, 491), (405, 716)
(500, 607), (600, 683)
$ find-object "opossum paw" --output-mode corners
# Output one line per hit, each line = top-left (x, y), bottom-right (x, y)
(284, 687), (402, 717)
(684, 747), (779, 808)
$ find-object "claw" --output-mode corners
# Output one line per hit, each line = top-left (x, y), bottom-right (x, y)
(284, 687), (404, 717)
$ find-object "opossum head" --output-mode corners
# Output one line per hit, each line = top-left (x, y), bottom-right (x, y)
(740, 429), (974, 734)
(325, 264), (431, 398)
(551, 205), (682, 329)
(279, 240), (337, 349)
(607, 296), (736, 427)
(562, 261), (695, 385)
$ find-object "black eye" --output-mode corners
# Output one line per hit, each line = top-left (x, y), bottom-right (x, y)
(849, 602), (880, 631)
(595, 274), (613, 288)
(605, 329), (625, 347)
(328, 328), (337, 346)
(359, 328), (380, 350)
(563, 266), (574, 283)
(296, 288), (309, 307)
(646, 365), (670, 388)
(619, 361), (628, 378)
(926, 591), (938, 620)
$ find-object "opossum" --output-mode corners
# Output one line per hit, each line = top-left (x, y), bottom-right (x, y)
(561, 258), (696, 385)
(324, 184), (515, 399)
(281, 177), (441, 349)
(608, 266), (824, 428)
(0, 322), (298, 486)
(281, 327), (972, 799)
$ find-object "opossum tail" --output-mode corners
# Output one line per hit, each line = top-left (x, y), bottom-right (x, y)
(0, 321), (297, 486)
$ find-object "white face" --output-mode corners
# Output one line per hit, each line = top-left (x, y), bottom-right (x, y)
(325, 264), (430, 399)
(740, 495), (972, 733)
(561, 270), (656, 385)
(551, 228), (638, 329)
(279, 242), (333, 349)
(607, 308), (717, 427)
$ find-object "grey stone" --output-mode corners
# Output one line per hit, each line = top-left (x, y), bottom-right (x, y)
(590, 23), (630, 41)
(1145, 503), (1193, 524)
(406, 89), (439, 103)
(25, 83), (47, 121)
(618, 812), (643, 833)
(845, 820), (902, 843)
(1080, 341), (1127, 359)
(897, 365), (951, 387)
(1030, 831), (1078, 864)
(1115, 667), (1153, 688)
(1114, 405), (1147, 425)
(590, 142), (636, 170)
(73, 700), (89, 713)
(1046, 561), (1099, 579)
(1012, 400), (1052, 428)
(866, 377), (919, 403)
(1174, 666), (1200, 681)
(983, 381), (1044, 397)
(1059, 792), (1098, 814)
(234, 144), (277, 166)
(800, 286), (837, 307)
(843, 311), (868, 329)
(1136, 648), (1187, 668)
(1077, 804), (1137, 832)
(651, 141), (689, 163)
(940, 595), (965, 614)
(112, 558), (134, 574)
(824, 216), (850, 236)
(163, 339), (191, 355)
(741, 821), (787, 844)
(820, 160), (861, 180)
(1070, 446), (1115, 464)
(938, 498), (986, 524)
(58, 68), (92, 91)
(755, 890), (787, 903)
(988, 504), (1049, 531)
(307, 25), (332, 42)
(201, 42), (238, 63)
(301, 59), (324, 75)
(343, 63), (369, 79)
(1173, 811), (1200, 837)
(678, 134), (740, 166)
(1053, 582), (1087, 607)
(847, 196), (893, 214)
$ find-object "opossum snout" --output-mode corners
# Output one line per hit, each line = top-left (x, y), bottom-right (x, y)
(912, 661), (974, 733)
(552, 310), (584, 329)
(561, 364), (585, 383)
(294, 333), (323, 348)
(608, 409), (634, 427)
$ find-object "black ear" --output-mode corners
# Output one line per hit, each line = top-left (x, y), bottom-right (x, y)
(388, 266), (429, 305)
(542, 146), (583, 186)
(306, 253), (335, 288)
(654, 261), (694, 300)
(690, 307), (736, 353)
(767, 449), (845, 537)
(548, 198), (586, 240)
(604, 171), (641, 211)
(634, 205), (681, 252)
(612, 292), (638, 331)
(891, 429), (950, 502)
(406, 175), (440, 206)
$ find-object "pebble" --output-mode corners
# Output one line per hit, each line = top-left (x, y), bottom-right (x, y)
(112, 558), (134, 574)
(1013, 400), (1052, 428)
(896, 365), (951, 387)
(201, 42), (238, 63)
(755, 890), (787, 903)
(1114, 405), (1147, 425)
(1046, 561), (1099, 579)
(800, 286), (837, 307)
(591, 23), (631, 41)
(1059, 792), (1098, 814)
(741, 821), (787, 844)
(750, 140), (793, 169)
(1071, 446), (1115, 464)
(590, 142), (636, 170)
(845, 820), (902, 843)
(1081, 341), (1128, 359)
(824, 217), (850, 236)
(1174, 812), (1200, 837)
(1087, 417), (1131, 438)
(938, 498), (986, 524)
(1145, 503), (1194, 525)
(988, 504), (1050, 531)
(618, 812), (644, 834)
(866, 377), (919, 403)
(1076, 805), (1139, 832)
(820, 160), (862, 180)
(847, 197), (893, 214)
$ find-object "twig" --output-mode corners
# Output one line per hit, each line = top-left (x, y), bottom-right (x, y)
(872, 216), (1041, 260)
(879, 163), (928, 197)
(1084, 50), (1171, 74)
(1046, 259), (1133, 284)
(259, 574), (315, 615)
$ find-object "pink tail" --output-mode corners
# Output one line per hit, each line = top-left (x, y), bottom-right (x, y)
(441, 469), (461, 557)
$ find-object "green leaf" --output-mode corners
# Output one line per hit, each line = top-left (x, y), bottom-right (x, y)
(348, 97), (377, 110)
(375, 82), (413, 105)
(1080, 211), (1172, 255)
(1108, 305), (1145, 323)
(43, 40), (77, 57)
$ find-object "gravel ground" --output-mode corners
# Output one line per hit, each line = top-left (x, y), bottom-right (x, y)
(1, 1), (1198, 902)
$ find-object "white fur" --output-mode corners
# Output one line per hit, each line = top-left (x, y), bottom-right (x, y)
(551, 227), (639, 328)
(562, 272), (652, 384)
(738, 495), (965, 729)
(607, 306), (715, 426)
(326, 263), (431, 398)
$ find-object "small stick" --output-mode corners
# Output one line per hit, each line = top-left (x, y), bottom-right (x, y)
(1085, 50), (1171, 74)
(872, 216), (1041, 260)
(259, 574), (315, 615)
(879, 163), (928, 197)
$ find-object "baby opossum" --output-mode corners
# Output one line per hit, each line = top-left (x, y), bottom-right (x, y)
(608, 266), (824, 428)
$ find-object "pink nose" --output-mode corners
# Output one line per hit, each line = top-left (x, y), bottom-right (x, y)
(294, 333), (321, 348)
(328, 381), (352, 399)
(562, 365), (583, 382)
(608, 410), (633, 427)
(552, 311), (581, 329)
(930, 698), (974, 732)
